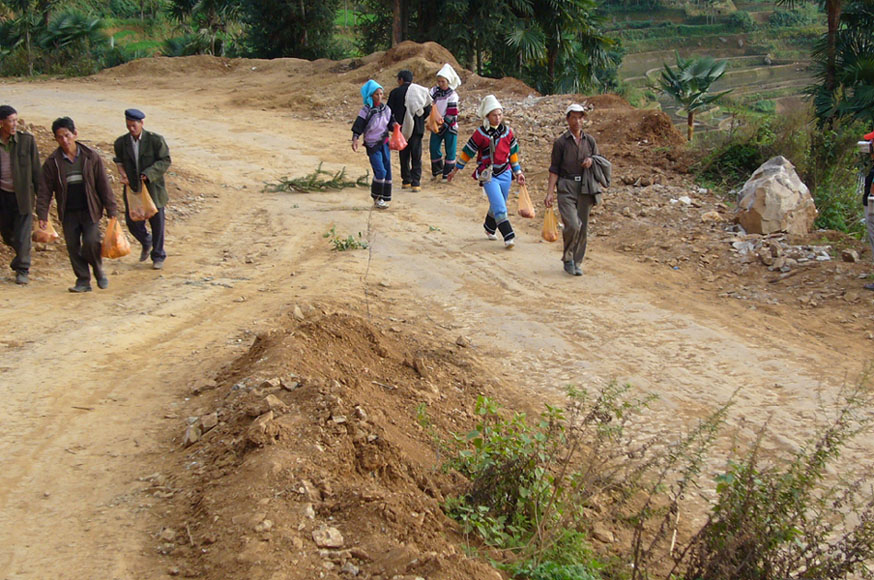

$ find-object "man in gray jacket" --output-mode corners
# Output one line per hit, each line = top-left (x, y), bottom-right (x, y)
(0, 105), (43, 285)
(113, 108), (171, 269)
(545, 103), (607, 276)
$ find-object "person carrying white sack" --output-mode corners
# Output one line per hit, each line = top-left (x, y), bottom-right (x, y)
(388, 71), (433, 193)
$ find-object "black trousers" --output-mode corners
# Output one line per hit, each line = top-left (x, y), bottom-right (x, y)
(399, 132), (423, 187)
(0, 189), (31, 274)
(125, 206), (166, 262)
(62, 209), (103, 283)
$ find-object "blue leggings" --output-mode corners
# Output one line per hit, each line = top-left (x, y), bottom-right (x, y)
(481, 170), (516, 241)
(367, 142), (392, 201)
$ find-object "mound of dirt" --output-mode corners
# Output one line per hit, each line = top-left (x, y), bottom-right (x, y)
(101, 54), (241, 78)
(157, 308), (511, 579)
(377, 41), (461, 71)
(634, 111), (687, 147)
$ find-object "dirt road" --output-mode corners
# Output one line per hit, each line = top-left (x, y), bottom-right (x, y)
(0, 71), (869, 579)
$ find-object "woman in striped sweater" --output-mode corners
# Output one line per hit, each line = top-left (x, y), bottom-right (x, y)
(447, 95), (526, 248)
(429, 63), (461, 180)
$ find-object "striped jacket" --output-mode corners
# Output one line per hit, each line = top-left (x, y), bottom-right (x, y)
(429, 87), (459, 134)
(456, 124), (522, 180)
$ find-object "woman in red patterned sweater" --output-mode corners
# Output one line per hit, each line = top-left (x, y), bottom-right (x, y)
(448, 95), (526, 248)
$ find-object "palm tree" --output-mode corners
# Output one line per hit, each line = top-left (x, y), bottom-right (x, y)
(808, 0), (874, 124)
(658, 52), (732, 141)
(778, 0), (842, 126)
(505, 0), (617, 94)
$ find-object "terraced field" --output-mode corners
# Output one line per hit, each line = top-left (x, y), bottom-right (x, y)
(610, 2), (822, 133)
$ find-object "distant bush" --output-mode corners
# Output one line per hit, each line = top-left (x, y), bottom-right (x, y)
(769, 5), (820, 28)
(108, 0), (141, 19)
(751, 99), (776, 114)
(728, 10), (756, 31)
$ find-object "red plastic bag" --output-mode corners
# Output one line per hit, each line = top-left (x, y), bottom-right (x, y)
(517, 184), (535, 218)
(32, 218), (59, 243)
(389, 124), (408, 151)
(542, 208), (559, 242)
(101, 217), (131, 259)
(126, 179), (158, 222)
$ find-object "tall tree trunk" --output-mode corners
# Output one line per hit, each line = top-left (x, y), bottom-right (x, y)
(824, 0), (842, 126)
(687, 112), (694, 141)
(392, 0), (402, 46)
(547, 47), (558, 94)
(300, 0), (308, 47)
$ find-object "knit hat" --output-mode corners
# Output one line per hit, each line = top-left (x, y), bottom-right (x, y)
(477, 95), (502, 128)
(436, 63), (461, 90)
(360, 80), (383, 107)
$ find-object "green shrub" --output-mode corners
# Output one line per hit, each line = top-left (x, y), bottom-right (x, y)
(751, 99), (776, 114)
(681, 379), (874, 580)
(768, 5), (820, 28)
(728, 10), (756, 31)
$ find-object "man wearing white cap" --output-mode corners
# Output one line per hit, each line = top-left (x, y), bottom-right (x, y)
(545, 103), (604, 276)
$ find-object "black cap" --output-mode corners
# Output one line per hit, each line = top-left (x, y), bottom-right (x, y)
(124, 108), (145, 121)
(0, 105), (17, 120)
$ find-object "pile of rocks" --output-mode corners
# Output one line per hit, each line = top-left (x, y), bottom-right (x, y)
(727, 232), (833, 273)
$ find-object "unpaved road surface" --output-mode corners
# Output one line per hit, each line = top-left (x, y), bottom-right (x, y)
(0, 72), (870, 579)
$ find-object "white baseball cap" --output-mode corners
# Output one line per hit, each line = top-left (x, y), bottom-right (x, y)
(565, 103), (591, 116)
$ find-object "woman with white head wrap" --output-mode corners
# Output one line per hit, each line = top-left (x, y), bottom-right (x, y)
(428, 63), (461, 179)
(447, 95), (526, 248)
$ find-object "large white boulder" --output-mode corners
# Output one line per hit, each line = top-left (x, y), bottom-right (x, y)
(736, 156), (817, 235)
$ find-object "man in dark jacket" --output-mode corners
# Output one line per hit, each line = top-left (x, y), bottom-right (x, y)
(37, 117), (118, 293)
(387, 70), (428, 192)
(0, 105), (43, 285)
(113, 108), (171, 269)
(863, 137), (874, 291)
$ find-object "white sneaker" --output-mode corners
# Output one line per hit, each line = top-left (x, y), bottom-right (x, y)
(504, 238), (515, 249)
(485, 230), (498, 240)
(374, 199), (390, 209)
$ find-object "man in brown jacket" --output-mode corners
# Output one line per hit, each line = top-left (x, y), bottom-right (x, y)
(37, 117), (118, 293)
(0, 105), (43, 285)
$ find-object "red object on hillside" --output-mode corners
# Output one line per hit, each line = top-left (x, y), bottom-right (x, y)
(864, 130), (874, 141)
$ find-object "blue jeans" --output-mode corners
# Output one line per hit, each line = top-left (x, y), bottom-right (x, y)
(367, 142), (392, 201)
(429, 131), (457, 177)
(481, 170), (516, 242)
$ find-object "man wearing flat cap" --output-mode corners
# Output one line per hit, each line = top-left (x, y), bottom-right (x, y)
(113, 108), (171, 269)
(0, 105), (43, 285)
(545, 103), (610, 276)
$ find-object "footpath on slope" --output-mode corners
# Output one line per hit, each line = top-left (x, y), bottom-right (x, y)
(0, 43), (871, 580)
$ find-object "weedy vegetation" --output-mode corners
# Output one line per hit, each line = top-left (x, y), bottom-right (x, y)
(263, 163), (369, 193)
(426, 372), (874, 580)
(323, 226), (368, 251)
